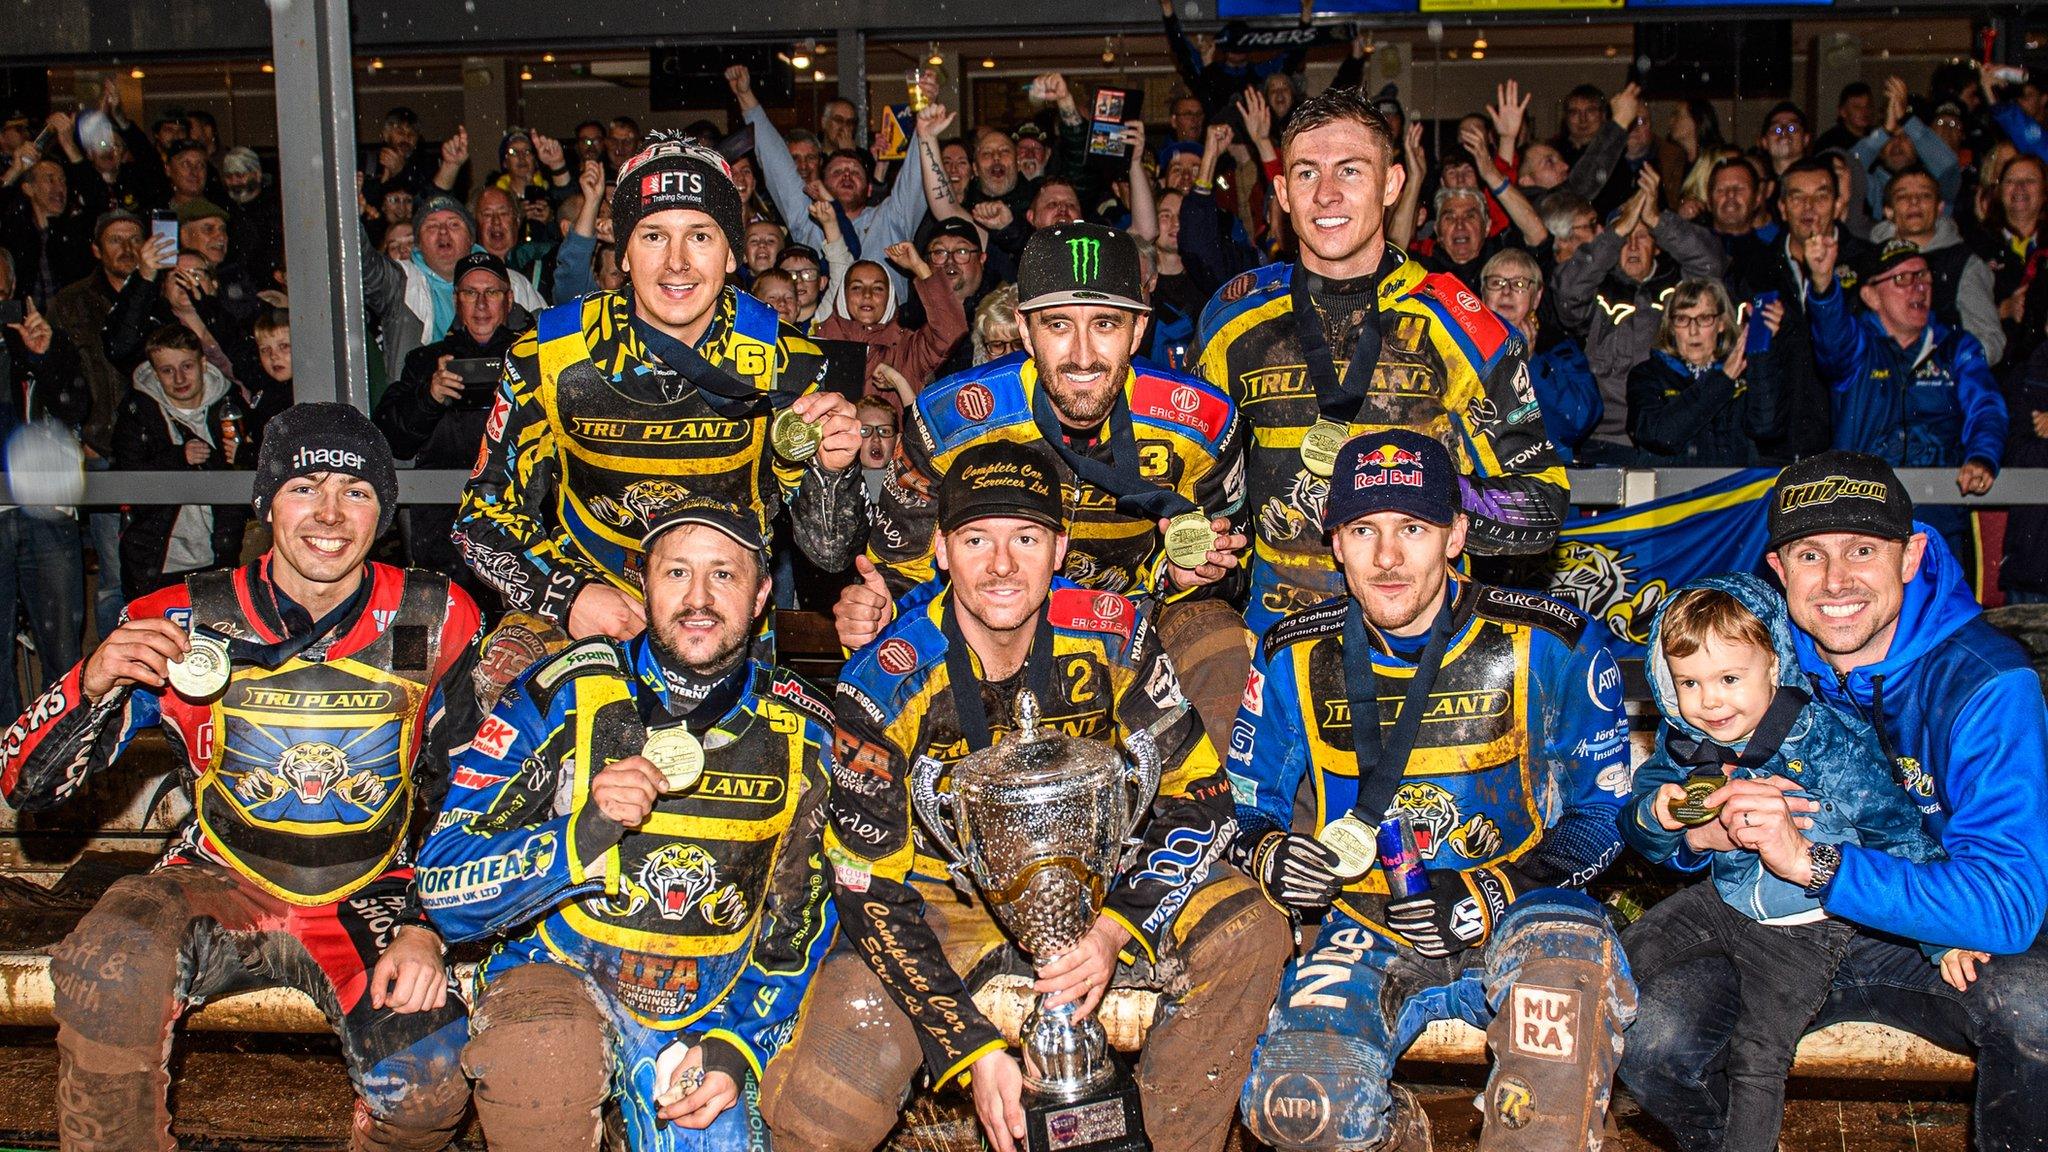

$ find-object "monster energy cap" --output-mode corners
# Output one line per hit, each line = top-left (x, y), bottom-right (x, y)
(1016, 221), (1150, 315)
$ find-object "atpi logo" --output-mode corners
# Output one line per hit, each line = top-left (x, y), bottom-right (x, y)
(1068, 236), (1100, 282)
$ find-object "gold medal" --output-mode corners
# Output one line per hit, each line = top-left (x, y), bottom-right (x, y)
(1316, 814), (1379, 881)
(166, 631), (231, 699)
(770, 408), (824, 463)
(643, 726), (706, 793)
(1672, 771), (1726, 827)
(1162, 510), (1220, 570)
(1299, 419), (1350, 478)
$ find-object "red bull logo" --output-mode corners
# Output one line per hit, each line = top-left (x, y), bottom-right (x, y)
(1354, 443), (1425, 489)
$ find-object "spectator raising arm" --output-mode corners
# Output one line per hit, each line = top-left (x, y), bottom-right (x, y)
(1465, 120), (1547, 247)
(1389, 122), (1427, 251)
(1125, 122), (1158, 244)
(916, 103), (969, 225)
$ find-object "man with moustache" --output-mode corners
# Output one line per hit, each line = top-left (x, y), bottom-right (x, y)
(1229, 430), (1634, 1152)
(1620, 454), (2048, 1152)
(761, 441), (1287, 1152)
(834, 221), (1252, 752)
(0, 404), (479, 1150)
(1194, 86), (1567, 640)
(421, 497), (836, 1151)
(454, 135), (865, 699)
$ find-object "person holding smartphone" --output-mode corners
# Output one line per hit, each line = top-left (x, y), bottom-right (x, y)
(373, 251), (519, 617)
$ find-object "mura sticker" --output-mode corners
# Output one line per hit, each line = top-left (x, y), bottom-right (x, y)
(1508, 984), (1580, 1062)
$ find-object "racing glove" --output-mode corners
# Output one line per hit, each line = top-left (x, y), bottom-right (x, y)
(1385, 864), (1521, 959)
(1233, 829), (1346, 911)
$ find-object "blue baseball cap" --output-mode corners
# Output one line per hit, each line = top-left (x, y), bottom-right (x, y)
(1321, 429), (1461, 532)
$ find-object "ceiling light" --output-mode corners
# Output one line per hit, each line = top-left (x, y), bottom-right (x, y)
(791, 50), (811, 70)
(519, 66), (534, 81)
(813, 69), (826, 82)
(1470, 50), (1485, 60)
(928, 43), (943, 67)
(542, 53), (555, 63)
(1473, 37), (1487, 49)
(982, 57), (996, 69)
(129, 68), (145, 79)
(1604, 46), (1618, 58)
(366, 58), (380, 71)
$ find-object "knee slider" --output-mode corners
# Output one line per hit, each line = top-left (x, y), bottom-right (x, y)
(1483, 891), (1629, 1005)
(1244, 1030), (1392, 1151)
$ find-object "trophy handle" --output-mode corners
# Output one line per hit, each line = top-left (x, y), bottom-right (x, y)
(1118, 728), (1164, 870)
(909, 755), (971, 881)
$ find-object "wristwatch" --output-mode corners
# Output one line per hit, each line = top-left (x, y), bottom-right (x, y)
(1803, 842), (1842, 898)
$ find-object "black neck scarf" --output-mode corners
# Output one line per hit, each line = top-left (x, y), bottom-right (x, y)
(638, 644), (751, 736)
(1292, 255), (1391, 427)
(1029, 378), (1202, 523)
(1341, 579), (1463, 824)
(218, 564), (375, 670)
(624, 292), (793, 421)
(940, 593), (1058, 753)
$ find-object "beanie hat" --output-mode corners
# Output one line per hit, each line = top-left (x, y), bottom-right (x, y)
(612, 132), (745, 255)
(416, 193), (474, 237)
(252, 403), (401, 535)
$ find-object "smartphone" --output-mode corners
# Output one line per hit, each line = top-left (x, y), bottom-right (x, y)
(1746, 290), (1780, 357)
(31, 126), (56, 156)
(149, 210), (180, 268)
(0, 300), (22, 327)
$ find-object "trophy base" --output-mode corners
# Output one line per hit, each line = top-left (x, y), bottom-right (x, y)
(1025, 1056), (1149, 1152)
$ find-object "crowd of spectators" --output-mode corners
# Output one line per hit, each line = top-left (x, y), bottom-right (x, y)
(3, 19), (2048, 707)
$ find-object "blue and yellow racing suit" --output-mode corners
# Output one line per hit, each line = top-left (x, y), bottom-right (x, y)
(1228, 577), (1635, 1151)
(419, 636), (836, 1150)
(1194, 256), (1569, 638)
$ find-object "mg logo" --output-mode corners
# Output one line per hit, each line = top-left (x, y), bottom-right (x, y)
(1068, 236), (1100, 282)
(1170, 386), (1200, 413)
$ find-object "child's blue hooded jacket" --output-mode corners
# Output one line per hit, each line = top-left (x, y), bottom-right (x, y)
(1621, 573), (1942, 923)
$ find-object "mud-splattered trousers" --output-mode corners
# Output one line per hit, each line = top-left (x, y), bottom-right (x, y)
(49, 865), (468, 1152)
(1245, 891), (1634, 1151)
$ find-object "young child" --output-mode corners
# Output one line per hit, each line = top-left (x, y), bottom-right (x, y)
(1620, 573), (1954, 1152)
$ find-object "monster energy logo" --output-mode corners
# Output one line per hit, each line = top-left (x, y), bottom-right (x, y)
(1069, 236), (1100, 282)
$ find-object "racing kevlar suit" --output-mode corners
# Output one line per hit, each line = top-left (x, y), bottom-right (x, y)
(452, 287), (870, 682)
(418, 636), (836, 1152)
(1193, 255), (1570, 638)
(759, 581), (1289, 1152)
(870, 352), (1253, 753)
(1229, 577), (1636, 1151)
(0, 558), (480, 1152)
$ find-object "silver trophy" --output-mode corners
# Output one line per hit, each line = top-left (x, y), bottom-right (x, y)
(911, 690), (1159, 1139)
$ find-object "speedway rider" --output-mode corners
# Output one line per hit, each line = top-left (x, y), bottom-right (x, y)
(0, 404), (480, 1151)
(1193, 85), (1569, 639)
(1229, 430), (1635, 1152)
(454, 134), (867, 689)
(836, 221), (1253, 749)
(421, 496), (836, 1151)
(763, 440), (1289, 1152)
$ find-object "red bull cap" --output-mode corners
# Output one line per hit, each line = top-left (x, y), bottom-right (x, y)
(1321, 428), (1461, 532)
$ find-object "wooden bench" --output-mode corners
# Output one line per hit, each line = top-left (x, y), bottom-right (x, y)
(0, 955), (1973, 1082)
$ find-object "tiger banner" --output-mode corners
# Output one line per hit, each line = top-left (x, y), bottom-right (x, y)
(1543, 469), (1779, 657)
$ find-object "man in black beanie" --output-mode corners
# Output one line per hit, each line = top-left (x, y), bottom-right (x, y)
(0, 399), (484, 1150)
(454, 133), (869, 696)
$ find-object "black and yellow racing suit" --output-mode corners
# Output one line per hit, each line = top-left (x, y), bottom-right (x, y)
(1193, 255), (1569, 638)
(454, 287), (868, 626)
(759, 580), (1287, 1152)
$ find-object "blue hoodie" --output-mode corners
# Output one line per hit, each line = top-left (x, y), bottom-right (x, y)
(1623, 574), (1941, 923)
(1793, 527), (2048, 955)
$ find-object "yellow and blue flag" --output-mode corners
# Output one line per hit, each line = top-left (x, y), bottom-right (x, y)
(1544, 469), (1778, 657)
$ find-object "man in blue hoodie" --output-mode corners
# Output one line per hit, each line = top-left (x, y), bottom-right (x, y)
(1620, 452), (2048, 1152)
